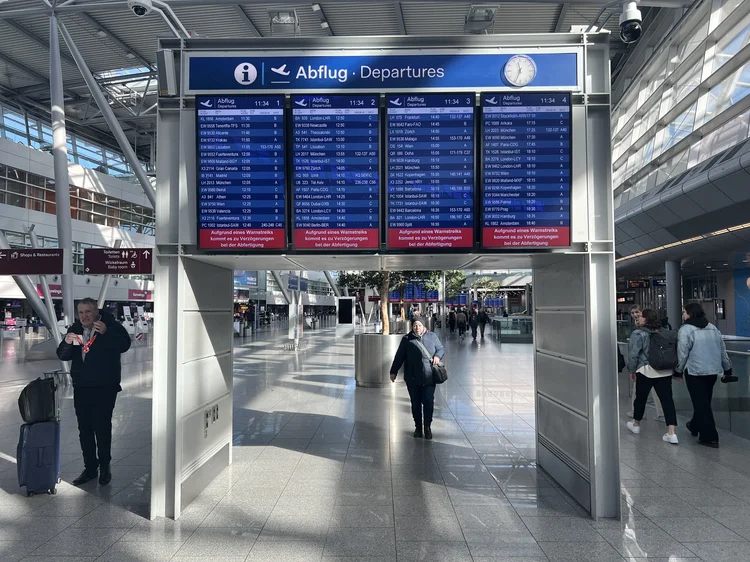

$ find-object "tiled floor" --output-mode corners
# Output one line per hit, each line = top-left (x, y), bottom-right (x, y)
(1, 324), (750, 561)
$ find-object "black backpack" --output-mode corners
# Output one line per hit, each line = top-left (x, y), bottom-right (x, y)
(647, 329), (678, 370)
(18, 377), (57, 424)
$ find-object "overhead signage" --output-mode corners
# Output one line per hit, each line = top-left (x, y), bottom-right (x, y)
(36, 284), (62, 298)
(186, 52), (579, 93)
(628, 279), (651, 289)
(196, 95), (286, 250)
(83, 248), (153, 274)
(291, 94), (379, 250)
(288, 274), (299, 291)
(233, 270), (259, 287)
(0, 249), (63, 275)
(617, 292), (636, 304)
(368, 296), (381, 302)
(481, 92), (572, 248)
(299, 277), (309, 292)
(386, 93), (475, 249)
(128, 289), (153, 301)
(653, 279), (667, 287)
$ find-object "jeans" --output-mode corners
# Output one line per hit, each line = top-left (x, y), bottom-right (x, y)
(73, 386), (119, 471)
(685, 374), (719, 442)
(633, 374), (677, 426)
(407, 384), (436, 428)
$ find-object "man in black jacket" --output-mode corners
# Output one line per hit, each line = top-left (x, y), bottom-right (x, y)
(57, 298), (131, 486)
(389, 321), (445, 440)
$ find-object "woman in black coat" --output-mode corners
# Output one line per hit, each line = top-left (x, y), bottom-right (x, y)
(390, 320), (445, 439)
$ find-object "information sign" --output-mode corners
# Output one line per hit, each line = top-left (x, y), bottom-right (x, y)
(84, 248), (153, 274)
(481, 93), (572, 248)
(0, 249), (63, 275)
(291, 94), (379, 249)
(288, 275), (299, 291)
(386, 93), (475, 249)
(197, 95), (286, 250)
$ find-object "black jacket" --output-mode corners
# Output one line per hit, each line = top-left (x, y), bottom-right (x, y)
(56, 310), (131, 390)
(390, 330), (445, 387)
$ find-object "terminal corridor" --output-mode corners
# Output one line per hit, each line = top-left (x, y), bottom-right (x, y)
(1, 325), (750, 561)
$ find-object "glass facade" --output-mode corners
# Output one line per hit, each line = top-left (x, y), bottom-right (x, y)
(0, 164), (154, 235)
(612, 1), (750, 207)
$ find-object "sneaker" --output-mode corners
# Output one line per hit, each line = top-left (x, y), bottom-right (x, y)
(627, 421), (641, 435)
(662, 433), (679, 445)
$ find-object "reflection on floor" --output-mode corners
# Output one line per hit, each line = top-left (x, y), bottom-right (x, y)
(1, 325), (750, 560)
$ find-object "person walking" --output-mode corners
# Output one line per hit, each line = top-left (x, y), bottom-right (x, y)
(675, 303), (732, 448)
(390, 320), (444, 440)
(478, 308), (490, 339)
(625, 308), (679, 444)
(627, 304), (664, 421)
(456, 309), (467, 340)
(469, 309), (479, 341)
(57, 298), (131, 486)
(448, 309), (456, 334)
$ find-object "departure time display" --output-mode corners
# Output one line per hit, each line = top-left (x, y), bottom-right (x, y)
(481, 93), (572, 248)
(196, 95), (286, 250)
(291, 94), (380, 250)
(386, 93), (475, 249)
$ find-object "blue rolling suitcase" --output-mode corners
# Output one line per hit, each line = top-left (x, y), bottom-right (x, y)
(17, 421), (61, 496)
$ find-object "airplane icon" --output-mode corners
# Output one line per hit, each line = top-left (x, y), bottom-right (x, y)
(390, 98), (402, 106)
(271, 64), (290, 76)
(294, 99), (308, 107)
(199, 99), (213, 108)
(486, 97), (497, 104)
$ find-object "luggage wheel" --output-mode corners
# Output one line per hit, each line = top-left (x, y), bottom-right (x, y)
(48, 488), (56, 495)
(27, 491), (33, 497)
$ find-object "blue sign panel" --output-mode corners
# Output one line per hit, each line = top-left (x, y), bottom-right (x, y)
(386, 93), (475, 250)
(288, 275), (299, 291)
(300, 277), (309, 292)
(481, 93), (572, 248)
(291, 94), (379, 249)
(187, 53), (578, 92)
(196, 95), (286, 250)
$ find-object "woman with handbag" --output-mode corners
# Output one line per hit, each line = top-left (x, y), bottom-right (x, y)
(390, 320), (445, 440)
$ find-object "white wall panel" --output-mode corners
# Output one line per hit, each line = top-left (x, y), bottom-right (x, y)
(535, 310), (587, 360)
(181, 352), (232, 416)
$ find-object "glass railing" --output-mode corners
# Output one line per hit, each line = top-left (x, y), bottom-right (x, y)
(490, 316), (533, 343)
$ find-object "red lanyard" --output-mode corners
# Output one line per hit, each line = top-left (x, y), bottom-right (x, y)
(77, 332), (97, 353)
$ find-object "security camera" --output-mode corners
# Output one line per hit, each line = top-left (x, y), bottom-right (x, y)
(128, 0), (153, 17)
(619, 1), (642, 44)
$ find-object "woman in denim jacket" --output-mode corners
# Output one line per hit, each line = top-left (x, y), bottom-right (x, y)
(626, 309), (679, 443)
(675, 302), (732, 448)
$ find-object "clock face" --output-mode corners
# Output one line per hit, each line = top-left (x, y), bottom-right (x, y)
(504, 55), (537, 87)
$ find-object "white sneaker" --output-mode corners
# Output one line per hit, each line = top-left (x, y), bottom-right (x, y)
(627, 421), (641, 435)
(663, 433), (679, 445)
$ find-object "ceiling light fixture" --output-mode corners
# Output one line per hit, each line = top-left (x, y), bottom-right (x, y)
(268, 8), (300, 36)
(464, 5), (497, 34)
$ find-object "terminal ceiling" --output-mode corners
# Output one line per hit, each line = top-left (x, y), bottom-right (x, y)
(0, 0), (685, 162)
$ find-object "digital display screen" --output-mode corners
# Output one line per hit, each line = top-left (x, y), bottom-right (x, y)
(196, 95), (286, 250)
(386, 93), (475, 250)
(481, 93), (572, 248)
(291, 94), (380, 250)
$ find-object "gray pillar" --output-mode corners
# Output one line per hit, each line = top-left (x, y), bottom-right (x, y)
(324, 270), (341, 297)
(271, 271), (291, 304)
(57, 21), (156, 208)
(441, 272), (446, 331)
(27, 227), (61, 345)
(665, 260), (682, 328)
(49, 12), (75, 326)
(97, 240), (123, 308)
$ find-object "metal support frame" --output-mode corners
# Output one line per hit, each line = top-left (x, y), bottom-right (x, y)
(27, 226), (62, 346)
(324, 270), (341, 297)
(554, 4), (570, 32)
(271, 271), (291, 304)
(395, 2), (406, 34)
(49, 11), (76, 327)
(57, 20), (157, 208)
(97, 240), (123, 308)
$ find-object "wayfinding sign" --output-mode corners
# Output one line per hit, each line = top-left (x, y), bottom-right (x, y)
(0, 249), (63, 275)
(83, 248), (153, 274)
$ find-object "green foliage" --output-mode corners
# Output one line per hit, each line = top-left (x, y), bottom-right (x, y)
(444, 270), (467, 298)
(471, 275), (502, 291)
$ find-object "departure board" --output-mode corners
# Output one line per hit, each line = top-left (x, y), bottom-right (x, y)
(291, 94), (379, 250)
(197, 95), (286, 250)
(481, 93), (572, 248)
(386, 94), (475, 250)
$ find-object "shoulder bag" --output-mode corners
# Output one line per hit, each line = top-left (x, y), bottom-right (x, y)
(413, 338), (448, 384)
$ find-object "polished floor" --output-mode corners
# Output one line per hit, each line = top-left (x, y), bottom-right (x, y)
(1, 324), (750, 561)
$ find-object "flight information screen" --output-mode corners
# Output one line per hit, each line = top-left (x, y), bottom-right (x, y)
(386, 93), (475, 250)
(196, 95), (286, 250)
(481, 93), (572, 248)
(291, 94), (380, 250)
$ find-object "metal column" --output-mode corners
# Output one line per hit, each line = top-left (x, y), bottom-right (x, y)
(97, 240), (123, 308)
(665, 260), (682, 328)
(271, 271), (291, 304)
(57, 21), (157, 208)
(49, 12), (75, 326)
(441, 272), (446, 332)
(324, 270), (341, 297)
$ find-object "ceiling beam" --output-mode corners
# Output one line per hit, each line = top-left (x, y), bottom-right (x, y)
(312, 3), (333, 36)
(395, 2), (406, 34)
(554, 4), (569, 33)
(233, 5), (261, 37)
(77, 12), (154, 70)
(0, 50), (82, 101)
(2, 19), (78, 68)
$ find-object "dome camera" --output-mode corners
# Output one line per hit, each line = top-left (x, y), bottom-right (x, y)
(619, 1), (642, 44)
(128, 0), (153, 17)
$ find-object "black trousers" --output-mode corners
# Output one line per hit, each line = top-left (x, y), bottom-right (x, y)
(73, 386), (119, 471)
(685, 374), (719, 443)
(633, 374), (677, 426)
(407, 384), (436, 428)
(458, 322), (466, 336)
(479, 323), (486, 337)
(471, 325), (478, 338)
